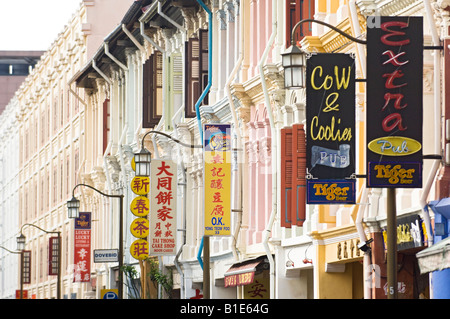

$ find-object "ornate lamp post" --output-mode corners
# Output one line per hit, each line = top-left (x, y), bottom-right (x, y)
(68, 183), (124, 299)
(17, 224), (61, 299)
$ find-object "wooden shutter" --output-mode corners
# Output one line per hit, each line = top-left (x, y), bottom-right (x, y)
(185, 37), (200, 118)
(286, 0), (315, 47)
(185, 29), (209, 118)
(281, 127), (293, 228)
(143, 51), (163, 128)
(292, 124), (306, 226)
(199, 29), (209, 105)
(103, 98), (110, 155)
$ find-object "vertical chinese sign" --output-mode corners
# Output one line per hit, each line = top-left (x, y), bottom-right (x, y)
(366, 16), (423, 188)
(305, 53), (356, 204)
(130, 175), (150, 260)
(74, 212), (91, 282)
(204, 124), (231, 236)
(149, 159), (178, 255)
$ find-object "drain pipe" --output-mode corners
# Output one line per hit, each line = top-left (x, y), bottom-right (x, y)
(421, 0), (441, 247)
(172, 106), (187, 299)
(259, 0), (277, 299)
(196, 0), (212, 271)
(225, 0), (244, 261)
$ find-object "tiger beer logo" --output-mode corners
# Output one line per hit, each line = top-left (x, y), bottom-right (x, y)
(373, 164), (415, 185)
(313, 183), (350, 201)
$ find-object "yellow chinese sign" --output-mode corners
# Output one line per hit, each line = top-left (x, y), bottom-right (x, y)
(131, 176), (150, 195)
(130, 196), (150, 217)
(130, 218), (150, 238)
(130, 239), (149, 260)
(204, 124), (231, 236)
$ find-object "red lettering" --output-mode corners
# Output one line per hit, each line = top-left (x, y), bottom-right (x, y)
(382, 93), (407, 111)
(380, 21), (410, 46)
(382, 69), (407, 89)
(382, 113), (407, 132)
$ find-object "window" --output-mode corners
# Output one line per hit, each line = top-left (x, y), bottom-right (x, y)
(185, 29), (209, 118)
(286, 0), (315, 47)
(280, 124), (306, 228)
(142, 51), (163, 128)
(103, 99), (110, 154)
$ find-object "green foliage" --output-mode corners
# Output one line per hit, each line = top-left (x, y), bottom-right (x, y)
(147, 258), (173, 299)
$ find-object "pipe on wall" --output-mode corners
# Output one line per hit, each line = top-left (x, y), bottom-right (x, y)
(259, 0), (277, 299)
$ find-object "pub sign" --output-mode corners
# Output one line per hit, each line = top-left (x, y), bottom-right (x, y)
(366, 16), (423, 188)
(306, 53), (356, 203)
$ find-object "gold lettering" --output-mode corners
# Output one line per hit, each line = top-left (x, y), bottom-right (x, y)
(310, 116), (352, 141)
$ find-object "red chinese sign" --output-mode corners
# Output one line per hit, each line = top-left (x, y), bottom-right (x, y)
(149, 159), (177, 255)
(74, 212), (91, 282)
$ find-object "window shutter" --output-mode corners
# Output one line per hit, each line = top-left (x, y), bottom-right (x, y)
(292, 124), (306, 226)
(185, 37), (200, 118)
(172, 53), (183, 94)
(281, 127), (293, 228)
(143, 51), (163, 128)
(199, 29), (209, 105)
(103, 98), (110, 155)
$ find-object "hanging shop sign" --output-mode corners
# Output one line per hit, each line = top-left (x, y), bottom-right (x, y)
(306, 179), (356, 204)
(48, 237), (60, 276)
(149, 159), (178, 255)
(204, 124), (231, 236)
(305, 53), (356, 203)
(366, 16), (423, 188)
(382, 214), (426, 251)
(74, 212), (91, 283)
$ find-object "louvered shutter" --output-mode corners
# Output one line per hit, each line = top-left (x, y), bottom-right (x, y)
(143, 51), (163, 128)
(281, 127), (293, 228)
(292, 124), (306, 226)
(185, 37), (200, 118)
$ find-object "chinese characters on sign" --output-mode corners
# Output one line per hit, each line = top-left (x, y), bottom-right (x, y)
(74, 212), (91, 283)
(366, 16), (423, 188)
(305, 53), (356, 204)
(130, 176), (150, 260)
(150, 159), (178, 255)
(204, 124), (231, 236)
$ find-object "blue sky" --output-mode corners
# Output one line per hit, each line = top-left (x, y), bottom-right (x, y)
(0, 0), (81, 51)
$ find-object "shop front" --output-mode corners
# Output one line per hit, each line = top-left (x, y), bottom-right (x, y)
(310, 225), (364, 299)
(223, 256), (270, 299)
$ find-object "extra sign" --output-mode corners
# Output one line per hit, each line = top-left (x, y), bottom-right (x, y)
(366, 16), (423, 188)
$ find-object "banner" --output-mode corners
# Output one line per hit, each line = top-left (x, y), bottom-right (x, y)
(204, 124), (231, 236)
(149, 159), (178, 255)
(74, 212), (91, 282)
(366, 16), (423, 188)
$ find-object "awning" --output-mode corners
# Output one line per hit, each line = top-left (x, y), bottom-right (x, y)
(224, 257), (266, 288)
(416, 236), (450, 274)
(428, 199), (450, 219)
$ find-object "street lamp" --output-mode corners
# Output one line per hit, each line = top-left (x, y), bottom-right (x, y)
(134, 130), (202, 177)
(282, 18), (366, 90)
(134, 147), (152, 177)
(68, 183), (124, 299)
(281, 44), (307, 89)
(67, 196), (81, 219)
(17, 224), (61, 299)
